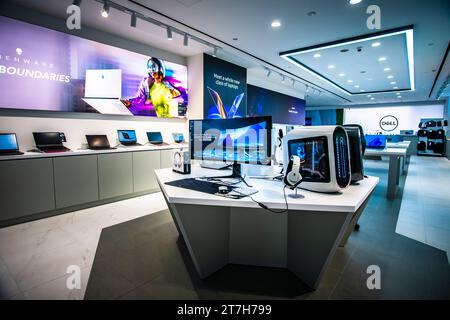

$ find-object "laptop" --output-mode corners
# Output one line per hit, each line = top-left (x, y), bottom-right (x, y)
(82, 69), (132, 116)
(33, 132), (71, 153)
(172, 133), (185, 143)
(147, 132), (169, 146)
(365, 134), (387, 149)
(86, 135), (116, 150)
(118, 130), (142, 146)
(0, 133), (24, 156)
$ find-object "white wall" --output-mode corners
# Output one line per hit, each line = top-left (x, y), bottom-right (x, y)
(344, 104), (445, 134)
(0, 116), (187, 151)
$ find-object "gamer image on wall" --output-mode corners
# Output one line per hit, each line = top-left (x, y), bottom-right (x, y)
(0, 16), (188, 118)
(190, 117), (272, 165)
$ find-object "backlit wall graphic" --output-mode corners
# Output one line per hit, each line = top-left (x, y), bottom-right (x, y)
(0, 16), (188, 118)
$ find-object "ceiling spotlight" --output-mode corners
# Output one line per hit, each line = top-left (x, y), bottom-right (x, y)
(347, 79), (353, 83)
(183, 33), (189, 46)
(130, 12), (137, 28)
(354, 85), (360, 88)
(212, 46), (218, 57)
(328, 64), (335, 69)
(292, 78), (295, 86)
(271, 20), (281, 28)
(370, 97), (375, 100)
(339, 73), (345, 77)
(396, 92), (401, 95)
(101, 1), (109, 18)
(378, 57), (387, 62)
(393, 86), (399, 89)
(390, 81), (397, 85)
(387, 75), (394, 79)
(360, 89), (365, 92)
(266, 68), (271, 77)
(313, 53), (321, 58)
(372, 42), (381, 47)
(397, 96), (402, 98)
(349, 0), (362, 4)
(384, 67), (391, 72)
(73, 0), (82, 6)
(166, 26), (173, 40)
(282, 75), (286, 83)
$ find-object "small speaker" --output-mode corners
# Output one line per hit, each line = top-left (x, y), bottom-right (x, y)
(172, 149), (191, 174)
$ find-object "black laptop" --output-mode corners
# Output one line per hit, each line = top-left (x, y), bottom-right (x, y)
(147, 132), (169, 146)
(33, 132), (71, 153)
(86, 135), (116, 150)
(0, 133), (24, 156)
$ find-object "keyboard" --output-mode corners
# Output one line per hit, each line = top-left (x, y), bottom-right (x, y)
(39, 146), (71, 153)
(165, 178), (258, 198)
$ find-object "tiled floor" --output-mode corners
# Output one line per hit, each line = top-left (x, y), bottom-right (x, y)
(1, 156), (449, 300)
(0, 192), (168, 300)
(395, 156), (450, 263)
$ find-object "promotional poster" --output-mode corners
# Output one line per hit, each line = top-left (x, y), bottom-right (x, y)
(247, 84), (305, 125)
(203, 54), (247, 119)
(0, 16), (188, 118)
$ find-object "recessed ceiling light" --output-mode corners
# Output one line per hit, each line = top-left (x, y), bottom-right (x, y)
(313, 53), (321, 58)
(307, 11), (317, 16)
(393, 86), (399, 89)
(378, 57), (387, 62)
(233, 37), (238, 41)
(347, 80), (353, 83)
(397, 96), (402, 98)
(367, 94), (372, 97)
(328, 64), (335, 69)
(349, 0), (362, 4)
(370, 97), (375, 100)
(271, 20), (281, 28)
(387, 75), (394, 79)
(339, 73), (345, 77)
(354, 85), (360, 88)
(372, 42), (381, 47)
(396, 92), (401, 95)
(340, 49), (349, 53)
(360, 70), (367, 74)
(384, 67), (391, 72)
(368, 78), (373, 81)
(360, 89), (365, 92)
(390, 81), (397, 85)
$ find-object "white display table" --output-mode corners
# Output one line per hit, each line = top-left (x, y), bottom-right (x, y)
(156, 166), (379, 289)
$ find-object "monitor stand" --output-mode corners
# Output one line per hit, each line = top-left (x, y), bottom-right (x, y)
(210, 163), (252, 188)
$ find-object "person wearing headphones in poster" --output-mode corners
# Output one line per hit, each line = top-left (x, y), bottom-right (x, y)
(121, 57), (182, 118)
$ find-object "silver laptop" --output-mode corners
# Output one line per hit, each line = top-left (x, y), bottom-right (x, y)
(82, 69), (132, 115)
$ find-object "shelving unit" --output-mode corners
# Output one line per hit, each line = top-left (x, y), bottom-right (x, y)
(417, 118), (447, 156)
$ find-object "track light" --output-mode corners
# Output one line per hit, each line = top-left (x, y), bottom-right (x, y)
(166, 26), (173, 40)
(183, 33), (189, 46)
(282, 75), (285, 83)
(212, 47), (218, 57)
(266, 68), (271, 77)
(101, 1), (109, 18)
(73, 0), (82, 6)
(130, 12), (137, 27)
(292, 79), (295, 87)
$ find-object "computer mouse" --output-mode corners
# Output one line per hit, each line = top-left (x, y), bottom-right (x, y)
(218, 186), (229, 195)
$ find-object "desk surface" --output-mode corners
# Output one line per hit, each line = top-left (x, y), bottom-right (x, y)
(386, 141), (411, 149)
(0, 143), (188, 161)
(156, 166), (379, 213)
(365, 147), (407, 157)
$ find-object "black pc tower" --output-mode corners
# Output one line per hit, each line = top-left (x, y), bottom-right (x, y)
(343, 125), (365, 183)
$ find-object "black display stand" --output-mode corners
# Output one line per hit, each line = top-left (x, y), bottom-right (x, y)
(417, 119), (447, 156)
(210, 163), (252, 187)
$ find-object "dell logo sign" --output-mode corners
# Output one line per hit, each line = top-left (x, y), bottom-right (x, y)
(379, 115), (398, 132)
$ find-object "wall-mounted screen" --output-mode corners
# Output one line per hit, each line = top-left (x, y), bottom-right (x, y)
(0, 16), (188, 118)
(247, 84), (305, 125)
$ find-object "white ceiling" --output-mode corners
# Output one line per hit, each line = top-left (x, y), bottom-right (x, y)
(4, 0), (450, 107)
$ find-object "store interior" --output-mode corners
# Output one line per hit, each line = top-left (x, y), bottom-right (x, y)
(0, 0), (449, 300)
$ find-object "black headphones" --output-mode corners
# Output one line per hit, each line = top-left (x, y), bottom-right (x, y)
(284, 155), (302, 188)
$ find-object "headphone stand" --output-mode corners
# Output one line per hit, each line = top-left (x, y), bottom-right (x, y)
(288, 187), (304, 199)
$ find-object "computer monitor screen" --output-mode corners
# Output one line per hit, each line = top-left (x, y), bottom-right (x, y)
(365, 134), (386, 149)
(288, 136), (331, 183)
(147, 132), (163, 144)
(0, 133), (19, 151)
(117, 130), (137, 144)
(172, 133), (185, 143)
(33, 132), (63, 147)
(189, 116), (272, 165)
